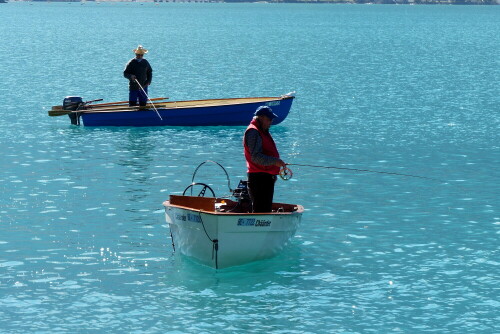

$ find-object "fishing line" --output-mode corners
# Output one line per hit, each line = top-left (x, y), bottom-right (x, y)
(283, 163), (444, 182)
(135, 79), (163, 121)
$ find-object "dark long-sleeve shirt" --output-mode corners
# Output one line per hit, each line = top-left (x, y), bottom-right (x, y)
(244, 129), (281, 167)
(123, 58), (152, 90)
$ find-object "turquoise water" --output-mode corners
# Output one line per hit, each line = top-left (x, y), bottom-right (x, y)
(1, 2), (499, 333)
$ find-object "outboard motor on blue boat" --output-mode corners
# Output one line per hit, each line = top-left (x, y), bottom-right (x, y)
(63, 96), (83, 111)
(63, 96), (84, 125)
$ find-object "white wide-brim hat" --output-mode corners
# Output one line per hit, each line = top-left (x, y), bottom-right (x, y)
(133, 45), (148, 55)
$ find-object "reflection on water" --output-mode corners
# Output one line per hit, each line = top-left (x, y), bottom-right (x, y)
(1, 3), (498, 333)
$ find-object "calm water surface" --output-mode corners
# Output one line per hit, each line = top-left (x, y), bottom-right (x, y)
(0, 2), (498, 333)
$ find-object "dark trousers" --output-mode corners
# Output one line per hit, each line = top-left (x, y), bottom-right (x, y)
(247, 172), (277, 213)
(129, 86), (148, 106)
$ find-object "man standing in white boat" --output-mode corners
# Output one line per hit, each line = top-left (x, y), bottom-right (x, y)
(123, 45), (153, 107)
(243, 106), (287, 213)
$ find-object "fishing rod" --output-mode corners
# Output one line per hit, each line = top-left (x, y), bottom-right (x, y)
(279, 163), (444, 182)
(135, 79), (163, 121)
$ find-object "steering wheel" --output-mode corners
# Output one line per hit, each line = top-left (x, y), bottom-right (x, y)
(182, 183), (216, 197)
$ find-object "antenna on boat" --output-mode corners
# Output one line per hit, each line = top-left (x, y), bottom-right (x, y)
(134, 79), (163, 121)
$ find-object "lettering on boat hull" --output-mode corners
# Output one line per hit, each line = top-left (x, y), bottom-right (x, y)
(237, 218), (271, 227)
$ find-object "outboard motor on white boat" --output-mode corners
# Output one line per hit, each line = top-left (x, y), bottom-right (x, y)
(231, 180), (252, 212)
(232, 180), (250, 201)
(63, 96), (83, 125)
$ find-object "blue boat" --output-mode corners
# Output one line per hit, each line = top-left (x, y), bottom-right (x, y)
(48, 93), (295, 127)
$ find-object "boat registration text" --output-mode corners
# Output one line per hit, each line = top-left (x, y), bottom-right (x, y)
(237, 218), (271, 227)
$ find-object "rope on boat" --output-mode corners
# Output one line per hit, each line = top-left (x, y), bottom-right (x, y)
(197, 211), (219, 269)
(169, 229), (175, 252)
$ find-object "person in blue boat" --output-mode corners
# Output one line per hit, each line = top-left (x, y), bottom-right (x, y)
(123, 45), (153, 107)
(243, 106), (286, 213)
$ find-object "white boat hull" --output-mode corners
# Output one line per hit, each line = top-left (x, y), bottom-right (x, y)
(164, 196), (303, 269)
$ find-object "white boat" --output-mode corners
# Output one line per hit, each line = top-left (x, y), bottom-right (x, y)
(164, 196), (303, 269)
(163, 161), (304, 269)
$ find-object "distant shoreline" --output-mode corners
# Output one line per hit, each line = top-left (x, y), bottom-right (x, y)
(11, 0), (500, 4)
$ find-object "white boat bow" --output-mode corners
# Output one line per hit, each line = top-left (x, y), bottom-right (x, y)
(164, 196), (304, 269)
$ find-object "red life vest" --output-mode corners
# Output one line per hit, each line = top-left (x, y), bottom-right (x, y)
(244, 119), (280, 175)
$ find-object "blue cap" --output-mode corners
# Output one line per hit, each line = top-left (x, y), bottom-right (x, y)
(254, 106), (278, 119)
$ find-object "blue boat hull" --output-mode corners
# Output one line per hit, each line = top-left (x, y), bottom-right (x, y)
(80, 96), (294, 127)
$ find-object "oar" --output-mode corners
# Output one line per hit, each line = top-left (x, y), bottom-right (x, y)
(49, 105), (140, 116)
(49, 102), (172, 116)
(82, 108), (143, 113)
(49, 105), (147, 116)
(48, 98), (169, 116)
(81, 105), (167, 113)
(88, 97), (168, 108)
(49, 104), (142, 116)
(84, 105), (150, 111)
(48, 109), (80, 116)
